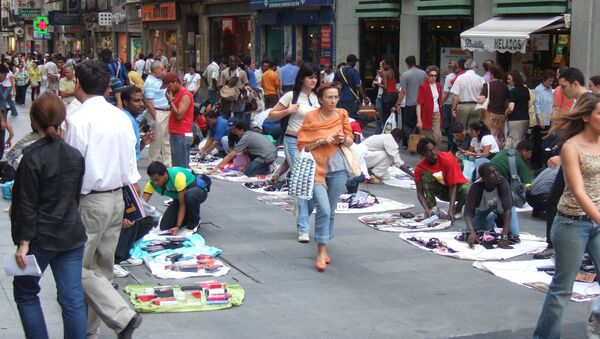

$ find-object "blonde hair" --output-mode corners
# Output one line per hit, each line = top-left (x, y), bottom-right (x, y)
(550, 92), (600, 145)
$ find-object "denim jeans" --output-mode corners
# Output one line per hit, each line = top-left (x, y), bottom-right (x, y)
(160, 187), (208, 230)
(471, 206), (520, 236)
(207, 89), (217, 105)
(337, 100), (359, 119)
(13, 245), (86, 339)
(243, 159), (271, 177)
(284, 135), (314, 235)
(374, 97), (383, 134)
(170, 134), (192, 168)
(534, 215), (600, 339)
(2, 86), (18, 116)
(311, 170), (348, 243)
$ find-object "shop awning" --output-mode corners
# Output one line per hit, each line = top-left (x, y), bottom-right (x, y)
(460, 16), (564, 53)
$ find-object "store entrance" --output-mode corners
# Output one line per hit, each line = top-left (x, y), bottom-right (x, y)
(420, 17), (472, 69)
(302, 26), (319, 64)
(359, 19), (399, 101)
(266, 26), (282, 60)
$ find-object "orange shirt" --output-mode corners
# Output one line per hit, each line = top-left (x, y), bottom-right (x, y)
(261, 69), (280, 95)
(553, 86), (574, 114)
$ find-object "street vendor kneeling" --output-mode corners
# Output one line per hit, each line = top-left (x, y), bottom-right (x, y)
(143, 161), (211, 235)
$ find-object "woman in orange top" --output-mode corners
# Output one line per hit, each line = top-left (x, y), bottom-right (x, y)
(297, 83), (354, 272)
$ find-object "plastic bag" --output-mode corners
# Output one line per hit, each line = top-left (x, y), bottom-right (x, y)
(384, 112), (397, 134)
(288, 150), (316, 200)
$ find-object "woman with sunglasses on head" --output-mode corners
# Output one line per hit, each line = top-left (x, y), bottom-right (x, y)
(269, 63), (320, 243)
(297, 82), (353, 272)
(417, 65), (443, 146)
(534, 92), (600, 338)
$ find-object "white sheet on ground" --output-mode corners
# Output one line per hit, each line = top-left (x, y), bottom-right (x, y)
(359, 213), (453, 233)
(383, 167), (416, 189)
(473, 259), (600, 302)
(144, 254), (230, 279)
(399, 231), (547, 261)
(242, 183), (287, 195)
(212, 172), (272, 182)
(256, 195), (414, 214)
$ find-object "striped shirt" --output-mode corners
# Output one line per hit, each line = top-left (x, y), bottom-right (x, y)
(144, 74), (169, 109)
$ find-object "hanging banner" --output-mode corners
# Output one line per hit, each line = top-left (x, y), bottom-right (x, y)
(320, 25), (331, 49)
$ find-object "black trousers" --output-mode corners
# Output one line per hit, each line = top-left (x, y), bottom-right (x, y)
(545, 167), (565, 248)
(526, 191), (548, 213)
(15, 85), (27, 105)
(114, 216), (156, 263)
(160, 187), (208, 230)
(401, 105), (417, 146)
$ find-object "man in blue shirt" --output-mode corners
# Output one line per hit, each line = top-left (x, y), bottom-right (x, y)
(144, 60), (171, 166)
(121, 86), (153, 160)
(279, 56), (299, 93)
(106, 76), (124, 108)
(243, 55), (257, 90)
(532, 70), (555, 168)
(333, 54), (369, 118)
(199, 110), (229, 158)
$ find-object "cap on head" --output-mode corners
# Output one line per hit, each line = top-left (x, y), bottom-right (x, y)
(160, 72), (178, 89)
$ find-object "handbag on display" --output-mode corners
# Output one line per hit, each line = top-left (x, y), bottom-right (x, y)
(288, 150), (316, 200)
(407, 129), (422, 154)
(474, 82), (490, 114)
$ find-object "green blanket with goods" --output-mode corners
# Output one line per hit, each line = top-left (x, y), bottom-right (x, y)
(124, 282), (245, 313)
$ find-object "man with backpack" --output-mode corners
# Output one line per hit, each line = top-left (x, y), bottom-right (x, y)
(333, 54), (369, 118)
(100, 49), (128, 86)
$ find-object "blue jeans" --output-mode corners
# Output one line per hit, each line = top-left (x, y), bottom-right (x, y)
(2, 86), (17, 116)
(374, 97), (383, 134)
(471, 207), (520, 236)
(337, 100), (359, 119)
(207, 89), (217, 105)
(534, 215), (600, 339)
(170, 133), (192, 168)
(284, 135), (314, 235)
(243, 159), (271, 176)
(13, 245), (86, 339)
(311, 170), (348, 243)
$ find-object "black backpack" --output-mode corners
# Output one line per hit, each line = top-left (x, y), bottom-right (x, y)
(0, 161), (16, 183)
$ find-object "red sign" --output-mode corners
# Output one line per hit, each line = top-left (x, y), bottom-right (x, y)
(141, 2), (176, 22)
(222, 18), (236, 34)
(320, 25), (331, 49)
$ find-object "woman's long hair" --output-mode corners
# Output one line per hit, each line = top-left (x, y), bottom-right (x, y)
(469, 121), (491, 142)
(550, 92), (600, 146)
(292, 62), (320, 94)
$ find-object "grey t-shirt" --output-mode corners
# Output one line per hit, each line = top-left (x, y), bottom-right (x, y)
(399, 67), (427, 106)
(235, 131), (278, 164)
(531, 167), (559, 196)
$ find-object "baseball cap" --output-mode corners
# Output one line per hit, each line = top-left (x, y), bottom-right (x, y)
(160, 72), (179, 89)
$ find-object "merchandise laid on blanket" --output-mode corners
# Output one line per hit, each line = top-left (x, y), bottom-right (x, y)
(243, 180), (288, 194)
(474, 257), (600, 302)
(359, 212), (453, 233)
(399, 231), (547, 261)
(382, 166), (416, 190)
(124, 281), (245, 313)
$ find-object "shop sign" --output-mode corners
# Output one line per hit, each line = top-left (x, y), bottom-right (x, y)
(33, 31), (51, 41)
(49, 11), (81, 25)
(18, 8), (40, 19)
(141, 2), (176, 22)
(320, 25), (331, 49)
(527, 34), (549, 51)
(250, 0), (332, 10)
(222, 18), (236, 34)
(461, 36), (527, 54)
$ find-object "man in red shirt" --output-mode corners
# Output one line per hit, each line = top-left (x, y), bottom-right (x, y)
(414, 137), (470, 221)
(164, 72), (194, 168)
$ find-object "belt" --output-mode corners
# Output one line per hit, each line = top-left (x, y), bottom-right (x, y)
(85, 187), (123, 195)
(458, 101), (477, 104)
(284, 134), (297, 138)
(156, 108), (170, 111)
(558, 212), (593, 222)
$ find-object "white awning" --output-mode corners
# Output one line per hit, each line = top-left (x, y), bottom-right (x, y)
(460, 16), (564, 53)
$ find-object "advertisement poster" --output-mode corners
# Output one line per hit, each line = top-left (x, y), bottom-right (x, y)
(527, 34), (549, 51)
(130, 38), (141, 63)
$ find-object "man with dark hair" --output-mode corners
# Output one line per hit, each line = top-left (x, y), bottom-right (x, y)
(464, 163), (520, 248)
(279, 55), (299, 93)
(490, 139), (533, 185)
(242, 55), (257, 90)
(213, 121), (277, 176)
(65, 60), (143, 338)
(255, 59), (269, 90)
(199, 109), (230, 157)
(121, 86), (153, 161)
(393, 55), (427, 147)
(202, 54), (221, 104)
(143, 161), (209, 235)
(262, 58), (281, 109)
(449, 121), (471, 154)
(162, 72), (194, 168)
(589, 75), (600, 94)
(100, 48), (128, 86)
(334, 54), (369, 118)
(414, 137), (470, 221)
(361, 128), (407, 183)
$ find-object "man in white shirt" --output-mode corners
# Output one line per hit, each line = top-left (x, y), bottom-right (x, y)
(202, 55), (221, 105)
(450, 59), (485, 130)
(64, 60), (143, 339)
(134, 54), (146, 76)
(362, 128), (407, 183)
(41, 54), (59, 94)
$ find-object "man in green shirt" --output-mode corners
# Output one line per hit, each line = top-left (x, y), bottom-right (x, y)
(490, 140), (532, 185)
(143, 161), (210, 235)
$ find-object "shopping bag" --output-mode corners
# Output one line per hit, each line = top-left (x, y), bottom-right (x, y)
(462, 158), (476, 182)
(407, 129), (422, 154)
(383, 112), (397, 134)
(288, 150), (316, 200)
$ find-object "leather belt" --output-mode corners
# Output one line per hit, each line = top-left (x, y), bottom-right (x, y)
(156, 108), (170, 111)
(558, 212), (593, 223)
(458, 101), (477, 104)
(85, 187), (123, 195)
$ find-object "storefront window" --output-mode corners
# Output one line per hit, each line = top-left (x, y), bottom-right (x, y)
(420, 17), (472, 69)
(210, 17), (252, 58)
(266, 26), (282, 60)
(359, 19), (399, 99)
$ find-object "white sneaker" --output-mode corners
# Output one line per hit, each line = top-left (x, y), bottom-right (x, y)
(163, 198), (173, 206)
(113, 264), (129, 278)
(119, 258), (143, 266)
(298, 233), (310, 243)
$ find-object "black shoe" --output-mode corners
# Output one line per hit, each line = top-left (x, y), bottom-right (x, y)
(531, 210), (547, 220)
(118, 314), (143, 339)
(533, 247), (554, 259)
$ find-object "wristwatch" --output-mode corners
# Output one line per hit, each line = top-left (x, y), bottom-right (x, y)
(500, 235), (508, 240)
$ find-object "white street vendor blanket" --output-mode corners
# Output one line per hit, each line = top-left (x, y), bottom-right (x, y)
(399, 231), (547, 261)
(473, 259), (600, 302)
(257, 195), (414, 214)
(144, 254), (230, 280)
(382, 167), (416, 190)
(359, 213), (453, 233)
